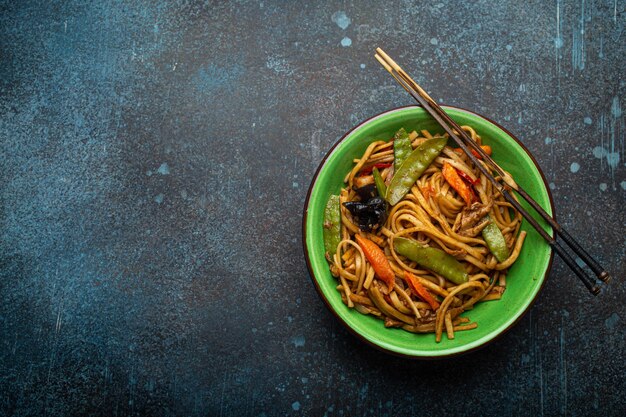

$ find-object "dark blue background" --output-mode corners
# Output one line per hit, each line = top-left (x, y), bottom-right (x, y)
(1, 1), (624, 416)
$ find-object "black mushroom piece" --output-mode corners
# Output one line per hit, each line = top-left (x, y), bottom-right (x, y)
(353, 184), (378, 202)
(343, 194), (389, 232)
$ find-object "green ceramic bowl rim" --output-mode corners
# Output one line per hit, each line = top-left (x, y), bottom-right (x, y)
(302, 105), (555, 358)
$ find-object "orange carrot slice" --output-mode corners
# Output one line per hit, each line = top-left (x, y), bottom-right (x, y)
(419, 184), (434, 201)
(404, 271), (440, 310)
(453, 145), (492, 159)
(354, 234), (395, 293)
(442, 162), (474, 206)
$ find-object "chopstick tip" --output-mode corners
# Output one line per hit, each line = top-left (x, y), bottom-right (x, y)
(598, 271), (611, 283)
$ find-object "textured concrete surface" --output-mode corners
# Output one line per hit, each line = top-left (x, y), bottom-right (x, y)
(0, 1), (624, 416)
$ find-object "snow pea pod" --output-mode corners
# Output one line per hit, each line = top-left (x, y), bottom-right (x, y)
(393, 128), (412, 171)
(372, 167), (387, 198)
(323, 195), (341, 257)
(481, 215), (510, 262)
(386, 137), (448, 206)
(394, 237), (469, 285)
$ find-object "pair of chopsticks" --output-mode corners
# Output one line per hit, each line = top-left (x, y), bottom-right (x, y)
(374, 48), (610, 295)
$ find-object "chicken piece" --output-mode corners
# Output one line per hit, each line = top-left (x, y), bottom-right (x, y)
(454, 201), (493, 235)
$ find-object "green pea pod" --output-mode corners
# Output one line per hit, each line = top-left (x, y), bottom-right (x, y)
(372, 167), (387, 198)
(481, 215), (510, 262)
(394, 237), (469, 285)
(386, 137), (448, 206)
(323, 195), (341, 257)
(393, 128), (412, 171)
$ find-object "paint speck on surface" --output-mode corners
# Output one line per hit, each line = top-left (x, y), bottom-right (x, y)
(570, 162), (580, 173)
(154, 194), (164, 204)
(621, 181), (626, 190)
(606, 153), (620, 168)
(593, 146), (607, 159)
(554, 37), (563, 48)
(506, 44), (512, 51)
(611, 96), (622, 118)
(331, 11), (351, 30)
(430, 38), (438, 45)
(599, 36), (604, 58)
(360, 63), (365, 69)
(266, 56), (294, 76)
(599, 183), (608, 191)
(291, 335), (305, 347)
(292, 181), (299, 189)
(583, 117), (592, 125)
(157, 162), (170, 175)
(549, 182), (556, 190)
(146, 170), (153, 176)
(341, 37), (352, 47)
(571, 4), (586, 71)
(605, 313), (619, 330)
(292, 401), (301, 411)
(545, 137), (553, 145)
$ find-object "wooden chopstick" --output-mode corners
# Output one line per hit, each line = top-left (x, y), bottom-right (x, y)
(375, 48), (610, 295)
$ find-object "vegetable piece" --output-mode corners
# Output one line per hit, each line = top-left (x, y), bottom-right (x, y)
(403, 271), (440, 310)
(323, 195), (341, 257)
(372, 167), (387, 198)
(481, 215), (510, 262)
(453, 145), (492, 159)
(394, 237), (469, 285)
(359, 162), (392, 176)
(354, 234), (395, 293)
(442, 162), (475, 206)
(343, 197), (388, 232)
(419, 184), (434, 201)
(456, 169), (479, 186)
(353, 184), (377, 201)
(386, 137), (448, 206)
(393, 128), (413, 171)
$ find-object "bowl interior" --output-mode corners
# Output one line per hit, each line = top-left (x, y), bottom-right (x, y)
(304, 106), (553, 357)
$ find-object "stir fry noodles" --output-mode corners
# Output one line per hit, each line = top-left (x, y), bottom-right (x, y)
(322, 126), (526, 342)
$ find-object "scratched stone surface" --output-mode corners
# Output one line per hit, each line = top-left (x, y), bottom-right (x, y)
(0, 1), (624, 416)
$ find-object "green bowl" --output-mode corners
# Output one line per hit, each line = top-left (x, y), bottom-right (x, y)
(302, 105), (554, 358)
